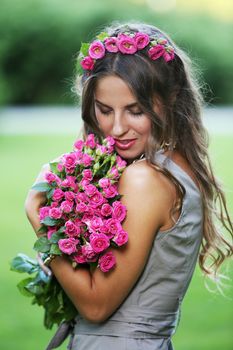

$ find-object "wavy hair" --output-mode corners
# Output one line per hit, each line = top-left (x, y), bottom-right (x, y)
(75, 21), (233, 280)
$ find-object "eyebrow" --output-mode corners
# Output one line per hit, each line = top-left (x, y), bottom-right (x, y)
(94, 99), (139, 109)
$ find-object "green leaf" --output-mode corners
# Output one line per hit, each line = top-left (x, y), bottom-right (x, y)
(49, 231), (64, 244)
(80, 42), (90, 57)
(26, 281), (45, 295)
(33, 237), (51, 253)
(10, 254), (38, 274)
(17, 278), (35, 297)
(37, 225), (47, 234)
(31, 181), (51, 192)
(50, 244), (62, 255)
(41, 216), (58, 226)
(46, 188), (55, 200)
(49, 161), (59, 175)
(96, 31), (108, 41)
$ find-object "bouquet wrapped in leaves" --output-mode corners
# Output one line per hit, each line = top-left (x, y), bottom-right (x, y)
(11, 134), (128, 329)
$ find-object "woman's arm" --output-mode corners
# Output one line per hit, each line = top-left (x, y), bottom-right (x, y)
(25, 161), (176, 322)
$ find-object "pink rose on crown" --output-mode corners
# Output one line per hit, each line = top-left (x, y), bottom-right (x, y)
(135, 32), (150, 49)
(148, 44), (165, 60)
(88, 41), (105, 59)
(80, 56), (94, 70)
(117, 34), (137, 54)
(104, 37), (119, 53)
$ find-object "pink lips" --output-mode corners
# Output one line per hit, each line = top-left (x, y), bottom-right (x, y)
(114, 138), (137, 150)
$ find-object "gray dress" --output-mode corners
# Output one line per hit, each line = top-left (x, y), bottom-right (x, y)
(70, 151), (203, 350)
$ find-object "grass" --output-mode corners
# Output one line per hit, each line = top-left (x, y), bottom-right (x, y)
(0, 133), (232, 350)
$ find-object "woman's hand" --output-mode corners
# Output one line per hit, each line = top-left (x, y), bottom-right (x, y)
(25, 163), (50, 237)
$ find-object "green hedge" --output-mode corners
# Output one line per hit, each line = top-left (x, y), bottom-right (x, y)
(0, 0), (233, 105)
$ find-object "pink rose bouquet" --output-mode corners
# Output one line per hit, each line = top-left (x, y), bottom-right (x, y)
(11, 135), (128, 330)
(33, 134), (128, 272)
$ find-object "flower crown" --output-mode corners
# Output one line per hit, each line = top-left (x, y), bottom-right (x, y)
(77, 31), (175, 73)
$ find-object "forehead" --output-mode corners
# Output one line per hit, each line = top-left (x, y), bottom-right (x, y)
(94, 75), (137, 106)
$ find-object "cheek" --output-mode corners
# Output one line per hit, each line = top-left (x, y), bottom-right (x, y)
(137, 118), (152, 137)
(95, 113), (111, 135)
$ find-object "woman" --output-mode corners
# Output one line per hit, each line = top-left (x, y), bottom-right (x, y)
(25, 22), (233, 350)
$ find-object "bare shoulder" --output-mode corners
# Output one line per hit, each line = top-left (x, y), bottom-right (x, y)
(119, 159), (176, 205)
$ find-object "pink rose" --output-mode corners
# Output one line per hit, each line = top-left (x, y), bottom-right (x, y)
(61, 176), (77, 191)
(80, 178), (90, 188)
(99, 251), (116, 272)
(45, 172), (60, 184)
(89, 191), (105, 208)
(88, 41), (105, 59)
(117, 34), (137, 54)
(100, 203), (112, 217)
(112, 201), (127, 222)
(52, 188), (64, 201)
(116, 155), (127, 170)
(80, 56), (95, 70)
(105, 218), (121, 238)
(51, 201), (59, 208)
(103, 184), (118, 198)
(104, 37), (119, 53)
(89, 216), (103, 232)
(148, 44), (165, 60)
(76, 202), (88, 213)
(74, 139), (84, 150)
(109, 166), (119, 179)
(60, 200), (73, 213)
(163, 50), (175, 62)
(58, 238), (78, 255)
(90, 233), (110, 253)
(113, 229), (128, 246)
(82, 169), (93, 181)
(85, 133), (96, 148)
(96, 145), (108, 155)
(65, 220), (80, 237)
(64, 191), (76, 202)
(81, 153), (93, 167)
(82, 243), (98, 262)
(49, 207), (62, 219)
(73, 248), (86, 264)
(105, 136), (115, 146)
(63, 153), (77, 173)
(98, 178), (111, 188)
(39, 206), (50, 220)
(84, 184), (97, 197)
(47, 227), (57, 240)
(135, 32), (150, 49)
(76, 192), (88, 203)
(57, 163), (64, 172)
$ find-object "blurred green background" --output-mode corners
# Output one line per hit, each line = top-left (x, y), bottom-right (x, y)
(0, 0), (233, 349)
(0, 0), (233, 105)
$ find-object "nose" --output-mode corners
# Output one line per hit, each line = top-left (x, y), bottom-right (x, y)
(111, 112), (128, 137)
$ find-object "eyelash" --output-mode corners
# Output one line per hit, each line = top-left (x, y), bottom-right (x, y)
(99, 109), (143, 117)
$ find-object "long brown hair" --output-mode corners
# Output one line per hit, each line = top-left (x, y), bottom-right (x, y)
(75, 21), (233, 279)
